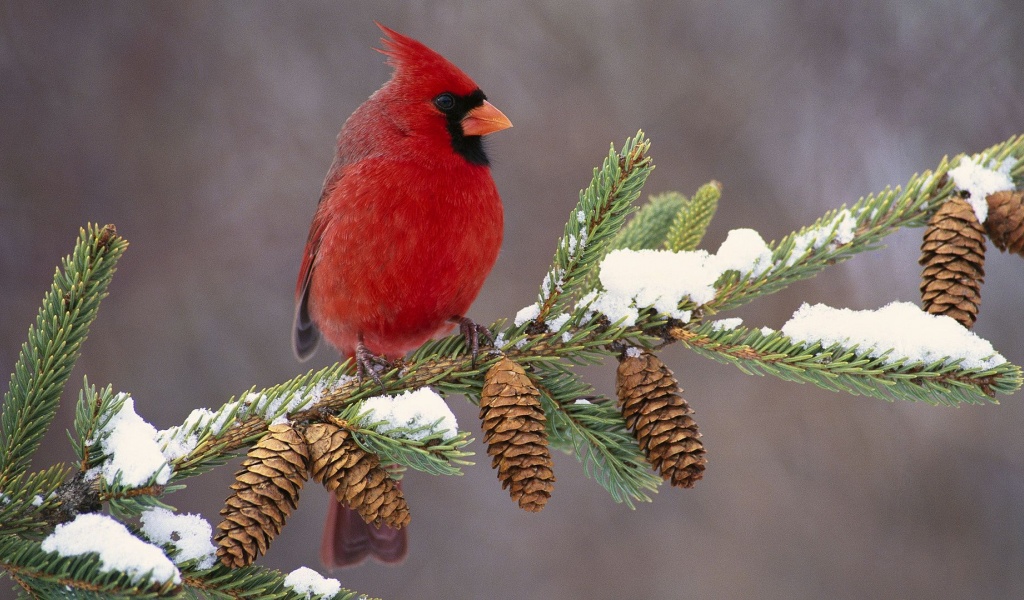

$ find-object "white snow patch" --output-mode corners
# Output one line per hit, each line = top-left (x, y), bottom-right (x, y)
(566, 230), (587, 256)
(250, 376), (350, 422)
(576, 289), (599, 308)
(514, 303), (541, 326)
(716, 228), (773, 277)
(564, 229), (590, 257)
(593, 248), (713, 326)
(625, 346), (644, 358)
(592, 228), (770, 326)
(709, 318), (744, 331)
(157, 428), (198, 462)
(574, 289), (600, 325)
(283, 566), (342, 599)
(548, 312), (571, 333)
(99, 395), (172, 487)
(548, 312), (571, 330)
(42, 513), (180, 585)
(546, 312), (573, 341)
(541, 270), (564, 299)
(781, 301), (1005, 370)
(361, 388), (458, 440)
(833, 209), (857, 244)
(949, 155), (1016, 222)
(156, 399), (244, 462)
(784, 209), (857, 267)
(140, 507), (216, 569)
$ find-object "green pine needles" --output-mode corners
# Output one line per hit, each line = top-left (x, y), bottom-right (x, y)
(2, 133), (1022, 598)
(1, 225), (124, 487)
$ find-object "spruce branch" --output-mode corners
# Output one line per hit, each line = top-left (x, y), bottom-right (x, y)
(72, 378), (114, 469)
(709, 134), (1024, 314)
(346, 409), (474, 477)
(350, 431), (473, 478)
(180, 563), (368, 599)
(1, 224), (126, 487)
(1, 536), (364, 600)
(161, 363), (351, 482)
(0, 465), (72, 536)
(0, 534), (180, 599)
(103, 485), (178, 522)
(664, 181), (721, 252)
(533, 130), (654, 326)
(669, 322), (1019, 406)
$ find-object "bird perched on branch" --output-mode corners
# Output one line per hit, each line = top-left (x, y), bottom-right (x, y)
(293, 24), (511, 567)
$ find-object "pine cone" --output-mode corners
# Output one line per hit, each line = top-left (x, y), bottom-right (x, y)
(616, 350), (706, 488)
(919, 196), (986, 328)
(985, 190), (1024, 256)
(215, 423), (309, 568)
(305, 422), (410, 529)
(480, 357), (555, 512)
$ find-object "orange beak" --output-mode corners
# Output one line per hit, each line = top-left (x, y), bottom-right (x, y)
(461, 100), (513, 136)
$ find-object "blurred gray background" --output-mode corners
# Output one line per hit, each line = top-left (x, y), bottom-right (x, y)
(2, 2), (1023, 599)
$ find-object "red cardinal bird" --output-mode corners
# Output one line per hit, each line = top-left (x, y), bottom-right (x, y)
(293, 25), (511, 567)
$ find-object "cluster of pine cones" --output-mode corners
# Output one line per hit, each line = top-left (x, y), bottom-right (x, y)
(920, 190), (1024, 328)
(479, 353), (707, 514)
(215, 352), (708, 568)
(215, 421), (409, 568)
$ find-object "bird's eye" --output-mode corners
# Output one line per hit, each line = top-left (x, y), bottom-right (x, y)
(434, 93), (456, 112)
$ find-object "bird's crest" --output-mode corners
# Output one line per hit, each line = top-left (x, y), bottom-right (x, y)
(374, 23), (478, 95)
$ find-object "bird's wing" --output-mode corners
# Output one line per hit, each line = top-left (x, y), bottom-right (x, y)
(292, 159), (346, 360)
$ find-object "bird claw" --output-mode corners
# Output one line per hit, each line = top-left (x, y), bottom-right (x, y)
(453, 316), (494, 366)
(355, 339), (391, 390)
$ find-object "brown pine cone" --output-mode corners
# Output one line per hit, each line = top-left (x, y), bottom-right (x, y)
(305, 422), (410, 529)
(616, 350), (706, 488)
(480, 357), (555, 512)
(919, 196), (986, 328)
(215, 423), (309, 568)
(985, 190), (1024, 256)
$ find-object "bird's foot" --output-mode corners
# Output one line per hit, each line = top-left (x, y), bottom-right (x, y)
(355, 339), (392, 390)
(452, 316), (494, 366)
